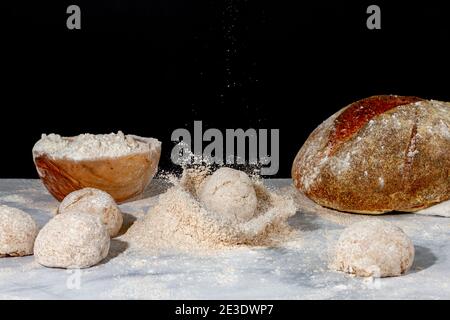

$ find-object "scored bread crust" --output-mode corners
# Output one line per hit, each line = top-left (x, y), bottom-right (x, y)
(292, 95), (450, 214)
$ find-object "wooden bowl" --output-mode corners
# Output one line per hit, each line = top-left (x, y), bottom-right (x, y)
(33, 135), (161, 203)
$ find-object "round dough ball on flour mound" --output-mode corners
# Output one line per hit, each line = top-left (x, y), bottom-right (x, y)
(332, 219), (414, 277)
(34, 212), (110, 268)
(198, 167), (258, 222)
(58, 188), (123, 237)
(0, 205), (38, 257)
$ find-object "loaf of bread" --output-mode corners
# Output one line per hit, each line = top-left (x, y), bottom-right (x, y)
(292, 95), (450, 214)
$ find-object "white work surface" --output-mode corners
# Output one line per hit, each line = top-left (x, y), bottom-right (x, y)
(0, 179), (449, 300)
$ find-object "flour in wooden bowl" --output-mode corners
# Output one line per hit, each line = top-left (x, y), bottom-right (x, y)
(33, 131), (157, 160)
(32, 131), (162, 203)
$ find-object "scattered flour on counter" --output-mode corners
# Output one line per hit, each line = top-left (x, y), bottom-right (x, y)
(0, 194), (32, 206)
(216, 266), (239, 286)
(0, 268), (17, 281)
(103, 276), (172, 299)
(0, 193), (57, 214)
(33, 131), (159, 160)
(287, 185), (370, 226)
(122, 167), (297, 253)
(0, 261), (40, 282)
(417, 199), (450, 217)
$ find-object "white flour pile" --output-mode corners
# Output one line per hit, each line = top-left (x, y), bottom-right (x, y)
(33, 131), (155, 160)
(123, 167), (297, 253)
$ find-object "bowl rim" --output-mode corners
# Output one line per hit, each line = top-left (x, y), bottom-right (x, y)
(32, 133), (162, 162)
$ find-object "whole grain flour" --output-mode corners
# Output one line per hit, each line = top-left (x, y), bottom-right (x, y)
(122, 167), (298, 253)
(33, 131), (156, 160)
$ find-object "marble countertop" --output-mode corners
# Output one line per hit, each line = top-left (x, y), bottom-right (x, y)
(0, 179), (449, 300)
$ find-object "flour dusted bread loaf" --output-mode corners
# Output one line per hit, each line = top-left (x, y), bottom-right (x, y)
(292, 95), (450, 214)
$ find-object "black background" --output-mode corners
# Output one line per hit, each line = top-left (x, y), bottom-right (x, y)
(3, 0), (450, 178)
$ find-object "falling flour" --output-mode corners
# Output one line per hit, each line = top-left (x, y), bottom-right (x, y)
(123, 167), (297, 253)
(33, 131), (154, 160)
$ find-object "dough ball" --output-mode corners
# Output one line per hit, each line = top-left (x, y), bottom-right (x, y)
(332, 219), (414, 277)
(0, 205), (38, 257)
(34, 212), (110, 268)
(198, 167), (257, 222)
(58, 188), (123, 237)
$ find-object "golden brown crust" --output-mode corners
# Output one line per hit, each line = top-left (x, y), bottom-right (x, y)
(329, 95), (423, 152)
(292, 96), (450, 214)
